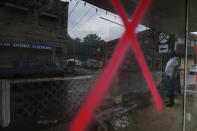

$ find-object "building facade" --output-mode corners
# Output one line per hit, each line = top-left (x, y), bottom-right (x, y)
(0, 0), (68, 70)
(175, 34), (197, 68)
(101, 29), (162, 72)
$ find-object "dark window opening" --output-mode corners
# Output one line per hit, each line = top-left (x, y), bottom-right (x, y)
(55, 47), (62, 57)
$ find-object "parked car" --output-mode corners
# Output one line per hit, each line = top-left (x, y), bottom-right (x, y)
(188, 65), (197, 74)
(86, 58), (103, 69)
(66, 59), (82, 67)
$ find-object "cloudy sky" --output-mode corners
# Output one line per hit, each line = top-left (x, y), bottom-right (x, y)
(61, 0), (148, 41)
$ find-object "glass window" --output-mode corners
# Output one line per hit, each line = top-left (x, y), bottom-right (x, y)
(1, 0), (195, 131)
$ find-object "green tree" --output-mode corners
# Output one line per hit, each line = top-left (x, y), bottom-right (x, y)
(82, 34), (104, 60)
(75, 37), (81, 43)
(67, 34), (104, 66)
(83, 34), (103, 45)
(67, 37), (81, 59)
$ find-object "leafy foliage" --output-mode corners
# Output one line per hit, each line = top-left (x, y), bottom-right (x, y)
(83, 34), (103, 45)
(67, 34), (104, 64)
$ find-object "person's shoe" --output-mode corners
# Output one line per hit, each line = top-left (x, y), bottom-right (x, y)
(166, 102), (174, 107)
(166, 96), (174, 107)
(165, 96), (171, 104)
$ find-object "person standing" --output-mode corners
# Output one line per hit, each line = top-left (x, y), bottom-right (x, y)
(173, 55), (181, 94)
(165, 50), (179, 107)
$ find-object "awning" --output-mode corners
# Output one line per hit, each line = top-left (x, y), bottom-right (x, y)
(82, 0), (197, 34)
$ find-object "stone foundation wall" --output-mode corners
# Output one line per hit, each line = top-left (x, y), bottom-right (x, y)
(0, 71), (162, 127)
(10, 77), (94, 125)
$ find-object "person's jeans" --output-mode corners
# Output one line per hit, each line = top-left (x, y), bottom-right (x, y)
(165, 75), (175, 96)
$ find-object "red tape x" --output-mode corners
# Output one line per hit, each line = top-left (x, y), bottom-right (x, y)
(70, 0), (162, 131)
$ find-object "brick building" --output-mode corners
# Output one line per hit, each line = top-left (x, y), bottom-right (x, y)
(101, 29), (162, 71)
(175, 34), (197, 68)
(0, 0), (68, 70)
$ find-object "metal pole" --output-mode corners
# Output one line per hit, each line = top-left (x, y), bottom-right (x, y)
(183, 0), (189, 130)
(1, 80), (10, 127)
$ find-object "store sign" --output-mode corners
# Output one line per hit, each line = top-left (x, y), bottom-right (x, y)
(159, 33), (170, 44)
(0, 42), (53, 50)
(159, 44), (168, 54)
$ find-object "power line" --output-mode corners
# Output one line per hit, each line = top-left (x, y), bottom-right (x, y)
(70, 6), (93, 34)
(68, 0), (124, 37)
(68, 0), (80, 17)
(72, 7), (121, 35)
(71, 11), (122, 37)
(72, 11), (97, 35)
(100, 17), (148, 33)
(99, 17), (124, 27)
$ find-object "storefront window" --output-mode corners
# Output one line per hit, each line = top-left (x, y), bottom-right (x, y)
(1, 0), (196, 131)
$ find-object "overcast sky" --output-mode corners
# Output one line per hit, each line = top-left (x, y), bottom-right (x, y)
(61, 0), (148, 42)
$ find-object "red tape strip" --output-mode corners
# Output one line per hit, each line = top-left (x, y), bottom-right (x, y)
(70, 0), (162, 131)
